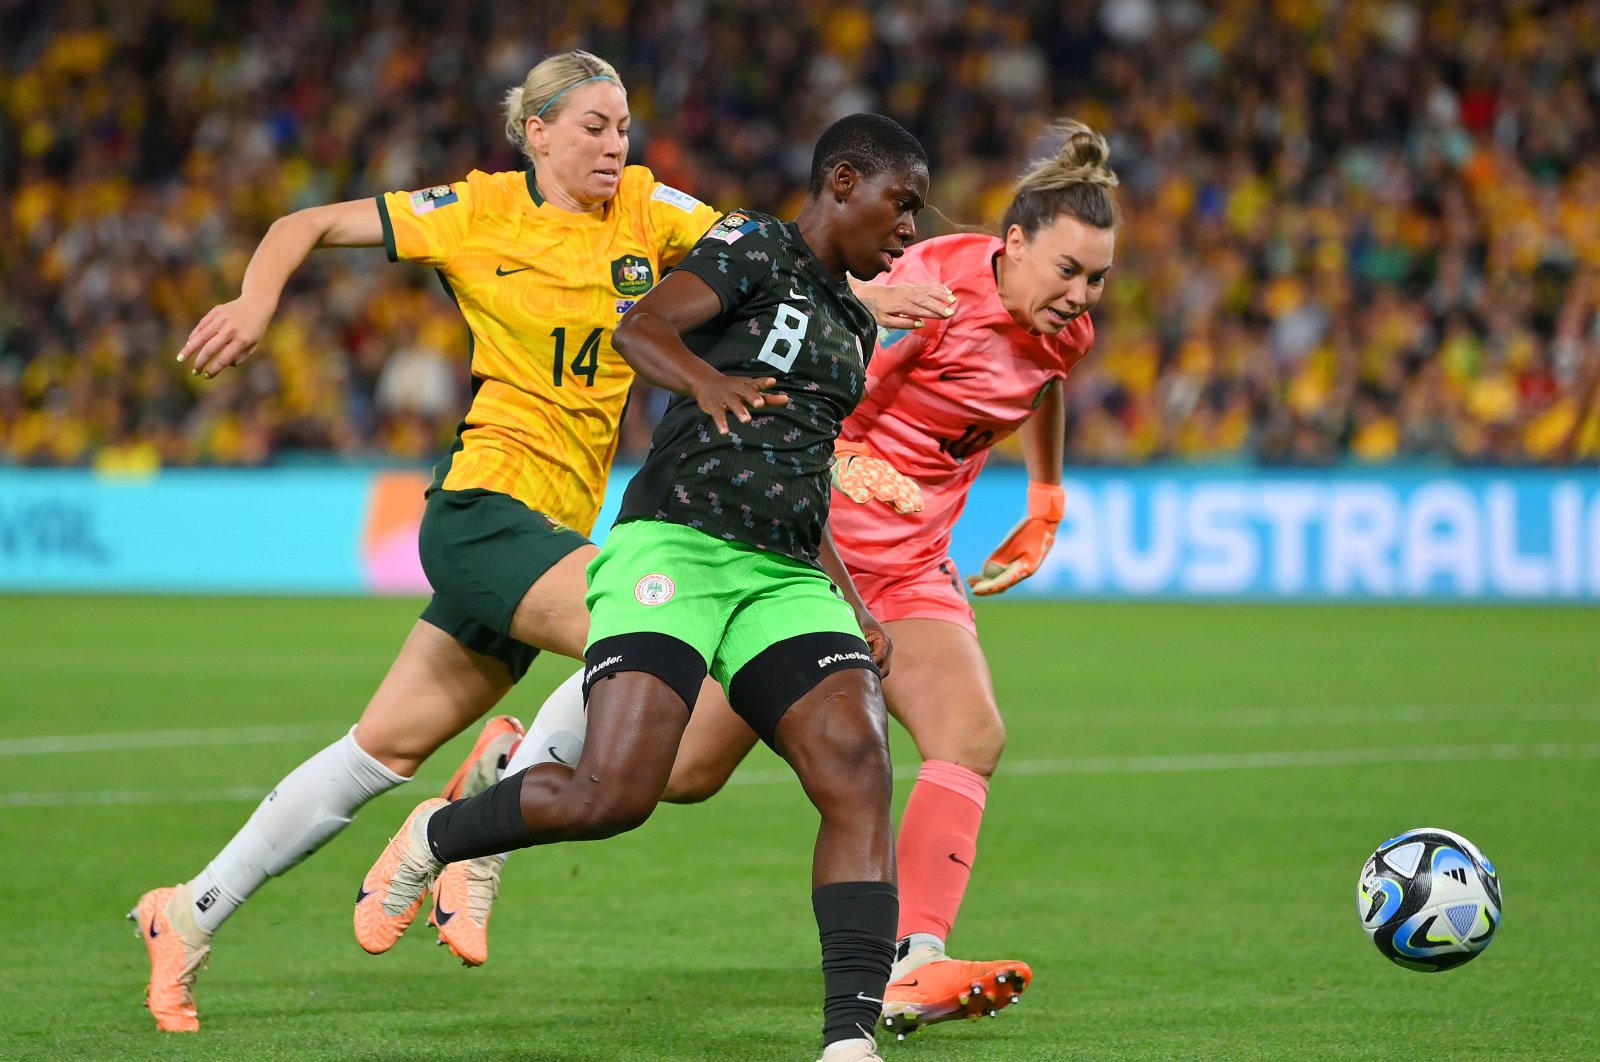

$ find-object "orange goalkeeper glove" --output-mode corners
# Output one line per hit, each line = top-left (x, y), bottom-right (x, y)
(831, 439), (924, 514)
(966, 481), (1065, 596)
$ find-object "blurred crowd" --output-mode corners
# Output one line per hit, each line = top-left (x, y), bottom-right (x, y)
(3, 0), (1598, 471)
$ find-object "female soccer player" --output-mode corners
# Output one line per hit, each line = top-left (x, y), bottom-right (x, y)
(506, 118), (1118, 1038)
(358, 113), (930, 1062)
(131, 52), (947, 1034)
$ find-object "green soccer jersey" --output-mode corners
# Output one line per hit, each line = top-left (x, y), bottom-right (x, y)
(615, 209), (877, 565)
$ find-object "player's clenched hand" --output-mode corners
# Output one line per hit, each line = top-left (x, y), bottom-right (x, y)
(831, 439), (924, 514)
(691, 370), (790, 435)
(860, 281), (956, 331)
(967, 482), (1065, 596)
(177, 296), (275, 378)
(857, 609), (893, 679)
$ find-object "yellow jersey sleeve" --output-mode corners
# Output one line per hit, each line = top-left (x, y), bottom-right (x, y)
(638, 176), (723, 268)
(377, 178), (477, 268)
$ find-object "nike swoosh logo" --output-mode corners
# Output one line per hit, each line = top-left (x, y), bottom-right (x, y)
(938, 369), (978, 381)
(948, 852), (972, 869)
(496, 264), (532, 276)
(548, 745), (573, 767)
(901, 979), (918, 988)
(856, 991), (884, 1004)
(788, 285), (808, 302)
(433, 898), (456, 926)
(148, 921), (159, 939)
(356, 885), (373, 905)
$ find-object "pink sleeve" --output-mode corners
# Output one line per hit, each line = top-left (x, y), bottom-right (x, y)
(847, 315), (947, 440)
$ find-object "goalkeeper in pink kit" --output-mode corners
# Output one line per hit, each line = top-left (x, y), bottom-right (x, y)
(493, 118), (1119, 1039)
(794, 118), (1114, 1036)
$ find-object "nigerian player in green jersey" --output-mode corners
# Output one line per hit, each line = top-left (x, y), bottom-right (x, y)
(359, 113), (928, 1062)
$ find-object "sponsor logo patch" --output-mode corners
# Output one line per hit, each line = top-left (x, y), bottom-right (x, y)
(634, 573), (676, 606)
(816, 650), (874, 668)
(409, 185), (459, 215)
(585, 653), (624, 683)
(651, 183), (703, 213)
(611, 254), (655, 296)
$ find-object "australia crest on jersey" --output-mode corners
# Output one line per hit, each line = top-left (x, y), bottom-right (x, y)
(612, 255), (654, 296)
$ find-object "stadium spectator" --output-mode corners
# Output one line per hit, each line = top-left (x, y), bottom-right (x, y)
(2, 0), (1597, 467)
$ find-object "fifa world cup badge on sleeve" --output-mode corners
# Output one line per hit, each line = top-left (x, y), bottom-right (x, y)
(707, 211), (758, 244)
(410, 185), (459, 215)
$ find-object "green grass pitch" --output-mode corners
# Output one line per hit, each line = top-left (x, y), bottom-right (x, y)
(1, 596), (1596, 1060)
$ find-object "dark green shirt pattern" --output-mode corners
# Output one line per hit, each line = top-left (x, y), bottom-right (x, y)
(615, 210), (877, 565)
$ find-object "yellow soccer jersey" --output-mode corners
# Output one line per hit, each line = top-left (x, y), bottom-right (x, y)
(376, 166), (720, 534)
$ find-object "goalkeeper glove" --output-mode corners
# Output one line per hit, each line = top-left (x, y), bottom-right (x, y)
(966, 481), (1065, 596)
(831, 439), (924, 514)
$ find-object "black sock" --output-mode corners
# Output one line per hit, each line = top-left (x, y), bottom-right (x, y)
(425, 769), (536, 862)
(813, 880), (897, 1047)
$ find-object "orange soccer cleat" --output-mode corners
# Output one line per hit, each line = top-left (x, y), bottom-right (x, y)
(354, 798), (447, 955)
(129, 884), (211, 1033)
(880, 955), (1033, 1039)
(428, 851), (507, 966)
(440, 715), (525, 802)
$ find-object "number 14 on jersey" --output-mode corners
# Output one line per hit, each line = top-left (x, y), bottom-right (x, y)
(551, 327), (601, 387)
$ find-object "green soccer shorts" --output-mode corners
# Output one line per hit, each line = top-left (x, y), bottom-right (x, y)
(583, 520), (877, 740)
(418, 487), (592, 681)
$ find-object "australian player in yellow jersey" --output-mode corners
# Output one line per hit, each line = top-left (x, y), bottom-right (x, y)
(131, 50), (952, 1034)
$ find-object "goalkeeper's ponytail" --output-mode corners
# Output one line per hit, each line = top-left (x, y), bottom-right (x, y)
(1000, 119), (1120, 238)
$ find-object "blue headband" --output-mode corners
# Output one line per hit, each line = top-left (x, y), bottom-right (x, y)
(536, 76), (616, 117)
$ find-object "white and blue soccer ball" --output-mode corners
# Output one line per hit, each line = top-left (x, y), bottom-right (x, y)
(1357, 827), (1501, 972)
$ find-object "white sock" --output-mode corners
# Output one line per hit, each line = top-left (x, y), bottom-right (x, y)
(505, 667), (587, 775)
(187, 726), (408, 935)
(890, 933), (946, 981)
(821, 1038), (876, 1060)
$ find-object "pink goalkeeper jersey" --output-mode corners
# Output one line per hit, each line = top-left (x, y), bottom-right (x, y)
(831, 233), (1095, 576)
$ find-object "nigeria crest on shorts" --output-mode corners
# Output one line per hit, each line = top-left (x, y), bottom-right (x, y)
(634, 573), (675, 606)
(612, 255), (654, 296)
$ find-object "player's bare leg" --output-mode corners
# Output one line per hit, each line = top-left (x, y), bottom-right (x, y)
(409, 545), (597, 962)
(353, 620), (517, 776)
(660, 681), (759, 803)
(771, 668), (896, 886)
(357, 670), (694, 952)
(874, 618), (1031, 1036)
(879, 618), (1004, 775)
(504, 544), (597, 660)
(766, 667), (897, 1055)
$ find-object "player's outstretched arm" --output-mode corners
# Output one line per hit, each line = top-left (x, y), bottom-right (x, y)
(817, 525), (893, 678)
(177, 199), (384, 378)
(968, 379), (1066, 596)
(849, 276), (956, 330)
(613, 270), (790, 434)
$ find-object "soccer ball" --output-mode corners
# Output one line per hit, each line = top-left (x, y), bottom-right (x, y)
(1357, 827), (1501, 972)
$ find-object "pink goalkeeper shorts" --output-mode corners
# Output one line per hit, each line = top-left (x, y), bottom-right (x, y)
(850, 554), (977, 636)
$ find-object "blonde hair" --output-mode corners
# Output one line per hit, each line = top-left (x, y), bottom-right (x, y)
(1001, 118), (1120, 237)
(503, 51), (624, 162)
